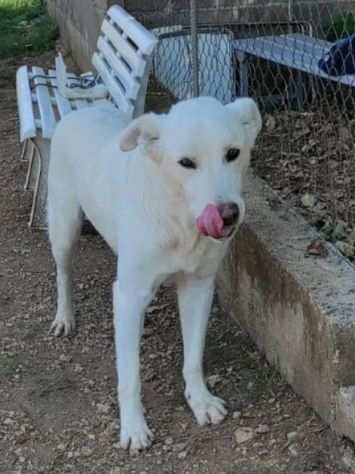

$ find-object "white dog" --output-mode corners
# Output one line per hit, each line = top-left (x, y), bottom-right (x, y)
(47, 96), (262, 451)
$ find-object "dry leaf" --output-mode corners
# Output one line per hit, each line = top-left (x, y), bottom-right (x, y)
(306, 240), (328, 257)
(301, 193), (316, 208)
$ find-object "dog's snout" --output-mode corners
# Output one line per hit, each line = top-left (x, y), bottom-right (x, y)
(218, 202), (240, 226)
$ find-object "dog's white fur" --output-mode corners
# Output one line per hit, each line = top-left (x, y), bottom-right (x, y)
(48, 97), (262, 451)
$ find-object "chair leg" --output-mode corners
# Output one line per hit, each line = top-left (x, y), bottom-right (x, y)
(28, 141), (42, 229)
(24, 140), (35, 191)
(20, 140), (28, 162)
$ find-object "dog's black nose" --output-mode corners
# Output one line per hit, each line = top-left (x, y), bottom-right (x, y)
(219, 202), (240, 226)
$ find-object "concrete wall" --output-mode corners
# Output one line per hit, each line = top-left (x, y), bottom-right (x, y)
(217, 172), (355, 441)
(123, 0), (290, 28)
(47, 0), (124, 69)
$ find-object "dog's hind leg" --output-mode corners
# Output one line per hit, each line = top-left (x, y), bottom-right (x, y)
(177, 274), (227, 426)
(48, 190), (83, 336)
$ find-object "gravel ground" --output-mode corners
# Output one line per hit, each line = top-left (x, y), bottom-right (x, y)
(1, 53), (355, 474)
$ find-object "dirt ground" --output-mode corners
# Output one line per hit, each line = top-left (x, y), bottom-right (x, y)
(1, 53), (355, 474)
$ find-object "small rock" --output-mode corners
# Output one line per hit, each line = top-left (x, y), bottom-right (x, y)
(253, 442), (263, 448)
(144, 327), (154, 337)
(178, 451), (187, 459)
(234, 427), (255, 444)
(96, 403), (111, 414)
(255, 424), (270, 434)
(232, 411), (241, 419)
(174, 442), (187, 452)
(207, 374), (222, 388)
(342, 446), (355, 469)
(103, 421), (117, 437)
(301, 193), (316, 208)
(287, 431), (298, 442)
(109, 468), (121, 474)
(165, 437), (173, 445)
(82, 446), (94, 457)
(15, 432), (29, 444)
(339, 126), (353, 143)
(265, 114), (276, 130)
(288, 444), (298, 456)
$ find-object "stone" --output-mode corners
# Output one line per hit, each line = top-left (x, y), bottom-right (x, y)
(96, 403), (111, 414)
(234, 427), (254, 444)
(178, 451), (187, 459)
(109, 468), (121, 474)
(82, 447), (94, 457)
(287, 431), (298, 442)
(255, 424), (270, 434)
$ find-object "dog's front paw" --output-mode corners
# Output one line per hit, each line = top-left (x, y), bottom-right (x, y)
(120, 413), (154, 453)
(187, 389), (227, 426)
(50, 313), (75, 337)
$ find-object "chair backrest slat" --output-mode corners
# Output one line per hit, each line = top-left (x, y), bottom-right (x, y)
(93, 5), (157, 118)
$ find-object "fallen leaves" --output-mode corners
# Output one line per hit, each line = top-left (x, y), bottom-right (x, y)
(253, 109), (355, 262)
(306, 239), (329, 258)
(335, 241), (354, 258)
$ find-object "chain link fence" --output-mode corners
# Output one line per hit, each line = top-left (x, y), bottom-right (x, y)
(128, 0), (355, 262)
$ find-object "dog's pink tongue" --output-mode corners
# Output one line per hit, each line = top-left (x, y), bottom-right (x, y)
(196, 204), (224, 239)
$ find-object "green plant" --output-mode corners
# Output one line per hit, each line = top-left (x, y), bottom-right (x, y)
(324, 12), (355, 42)
(0, 0), (58, 59)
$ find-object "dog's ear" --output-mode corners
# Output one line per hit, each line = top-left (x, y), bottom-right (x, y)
(226, 98), (262, 147)
(119, 113), (162, 159)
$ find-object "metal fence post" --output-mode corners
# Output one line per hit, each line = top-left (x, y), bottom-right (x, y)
(190, 0), (199, 97)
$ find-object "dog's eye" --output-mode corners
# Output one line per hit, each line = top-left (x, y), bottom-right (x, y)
(226, 148), (240, 163)
(178, 158), (197, 169)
